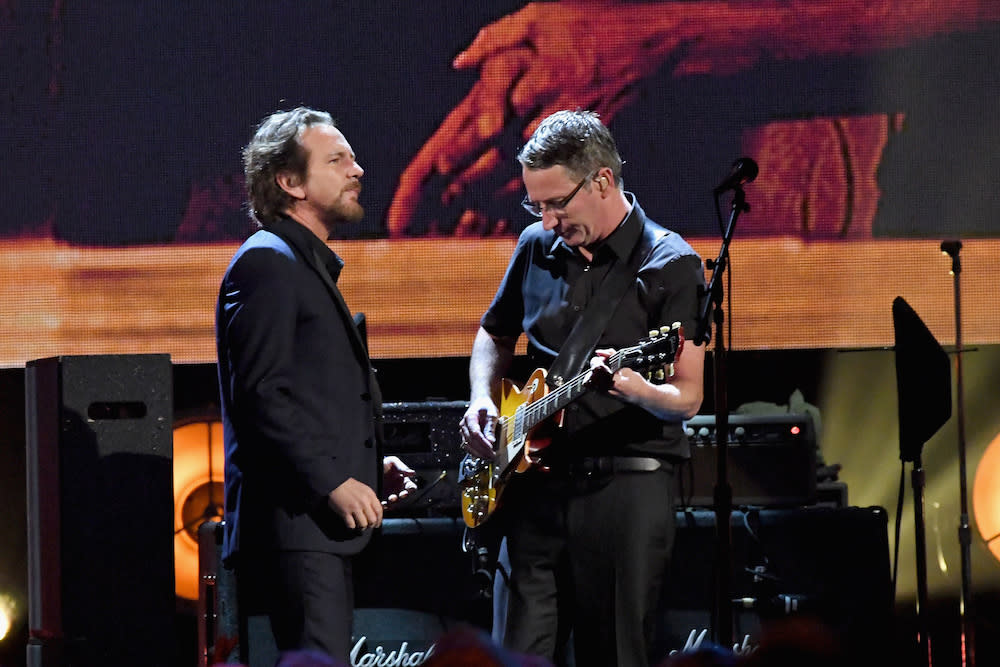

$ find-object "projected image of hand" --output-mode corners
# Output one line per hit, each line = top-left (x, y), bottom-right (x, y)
(384, 0), (998, 238)
(385, 1), (695, 238)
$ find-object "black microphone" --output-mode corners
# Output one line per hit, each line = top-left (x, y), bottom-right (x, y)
(714, 157), (759, 194)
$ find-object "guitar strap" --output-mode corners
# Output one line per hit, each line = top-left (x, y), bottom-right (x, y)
(546, 217), (665, 387)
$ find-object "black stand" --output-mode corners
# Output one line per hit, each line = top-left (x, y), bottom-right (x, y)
(696, 186), (749, 649)
(941, 241), (975, 667)
(911, 456), (932, 666)
(893, 296), (952, 667)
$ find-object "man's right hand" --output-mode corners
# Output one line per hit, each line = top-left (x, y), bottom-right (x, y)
(459, 396), (499, 460)
(327, 478), (383, 530)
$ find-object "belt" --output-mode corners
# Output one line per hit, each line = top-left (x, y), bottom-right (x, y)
(552, 456), (664, 477)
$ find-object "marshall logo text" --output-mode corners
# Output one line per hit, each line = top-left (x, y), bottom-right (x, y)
(350, 637), (436, 667)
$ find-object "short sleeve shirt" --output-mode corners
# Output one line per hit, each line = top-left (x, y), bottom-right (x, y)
(481, 195), (705, 460)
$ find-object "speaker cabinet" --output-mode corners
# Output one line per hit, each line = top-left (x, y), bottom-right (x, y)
(25, 354), (174, 665)
(653, 506), (891, 661)
(198, 517), (490, 667)
(199, 507), (889, 665)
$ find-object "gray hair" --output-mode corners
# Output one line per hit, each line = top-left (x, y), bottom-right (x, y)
(243, 107), (335, 226)
(517, 110), (624, 186)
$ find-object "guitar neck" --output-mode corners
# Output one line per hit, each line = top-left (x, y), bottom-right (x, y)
(493, 325), (678, 474)
(517, 349), (626, 435)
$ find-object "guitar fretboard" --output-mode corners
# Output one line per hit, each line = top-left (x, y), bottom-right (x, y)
(519, 349), (626, 437)
(495, 350), (627, 470)
(490, 323), (678, 475)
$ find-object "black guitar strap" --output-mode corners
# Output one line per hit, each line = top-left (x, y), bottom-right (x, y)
(546, 218), (665, 386)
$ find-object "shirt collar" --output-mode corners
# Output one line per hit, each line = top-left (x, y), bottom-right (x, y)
(272, 215), (344, 281)
(548, 191), (641, 263)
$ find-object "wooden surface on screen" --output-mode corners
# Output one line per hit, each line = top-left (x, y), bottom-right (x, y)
(2, 238), (996, 367)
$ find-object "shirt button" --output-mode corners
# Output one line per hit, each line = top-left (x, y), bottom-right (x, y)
(573, 305), (581, 312)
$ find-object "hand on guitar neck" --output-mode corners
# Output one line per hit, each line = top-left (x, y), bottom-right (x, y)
(587, 330), (685, 402)
(457, 323), (683, 528)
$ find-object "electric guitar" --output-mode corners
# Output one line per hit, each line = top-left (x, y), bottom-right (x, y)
(458, 322), (683, 528)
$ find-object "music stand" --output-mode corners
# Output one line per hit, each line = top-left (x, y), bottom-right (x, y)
(893, 296), (951, 666)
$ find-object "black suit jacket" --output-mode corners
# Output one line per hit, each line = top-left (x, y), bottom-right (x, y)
(216, 217), (381, 564)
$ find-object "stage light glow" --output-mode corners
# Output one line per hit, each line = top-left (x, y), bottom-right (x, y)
(173, 417), (225, 600)
(972, 430), (1000, 564)
(0, 593), (15, 642)
(821, 345), (1000, 598)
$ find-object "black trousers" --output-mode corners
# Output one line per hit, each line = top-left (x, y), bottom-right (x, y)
(237, 550), (355, 665)
(499, 467), (677, 667)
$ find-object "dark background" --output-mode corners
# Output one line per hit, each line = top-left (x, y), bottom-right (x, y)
(2, 2), (999, 245)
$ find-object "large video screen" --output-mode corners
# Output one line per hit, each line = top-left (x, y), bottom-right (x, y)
(3, 2), (998, 366)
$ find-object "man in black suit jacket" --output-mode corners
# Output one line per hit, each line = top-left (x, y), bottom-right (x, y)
(216, 107), (415, 662)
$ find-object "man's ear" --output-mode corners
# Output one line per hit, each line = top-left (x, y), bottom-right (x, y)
(275, 171), (305, 200)
(596, 168), (612, 194)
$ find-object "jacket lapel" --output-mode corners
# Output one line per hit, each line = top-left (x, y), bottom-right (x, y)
(268, 220), (371, 369)
(308, 246), (371, 369)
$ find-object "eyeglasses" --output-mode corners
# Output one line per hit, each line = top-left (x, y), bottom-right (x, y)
(521, 170), (597, 217)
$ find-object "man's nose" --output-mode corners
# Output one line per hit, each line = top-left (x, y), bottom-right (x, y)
(541, 209), (560, 231)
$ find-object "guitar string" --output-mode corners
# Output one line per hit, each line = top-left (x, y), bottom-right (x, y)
(481, 335), (673, 493)
(494, 329), (676, 463)
(469, 332), (675, 513)
(519, 348), (627, 435)
(516, 329), (677, 430)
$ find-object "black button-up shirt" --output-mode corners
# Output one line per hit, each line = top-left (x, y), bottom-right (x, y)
(482, 195), (705, 460)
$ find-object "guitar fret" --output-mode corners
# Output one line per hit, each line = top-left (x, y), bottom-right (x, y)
(461, 325), (681, 529)
(517, 352), (629, 432)
(513, 338), (670, 439)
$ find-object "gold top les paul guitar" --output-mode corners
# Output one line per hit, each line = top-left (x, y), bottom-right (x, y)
(458, 322), (683, 528)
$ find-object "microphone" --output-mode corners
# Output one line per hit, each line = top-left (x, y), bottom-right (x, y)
(714, 157), (759, 194)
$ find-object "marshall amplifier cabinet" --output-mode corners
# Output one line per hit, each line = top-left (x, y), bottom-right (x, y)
(352, 517), (492, 661)
(198, 518), (491, 667)
(653, 506), (891, 664)
(679, 413), (818, 508)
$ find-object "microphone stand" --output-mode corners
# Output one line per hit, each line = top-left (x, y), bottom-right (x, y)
(695, 185), (748, 650)
(911, 452), (932, 667)
(941, 240), (975, 667)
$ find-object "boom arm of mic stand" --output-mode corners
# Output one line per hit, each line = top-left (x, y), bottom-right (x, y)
(696, 187), (748, 648)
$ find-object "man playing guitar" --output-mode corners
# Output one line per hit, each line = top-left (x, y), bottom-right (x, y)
(459, 110), (707, 667)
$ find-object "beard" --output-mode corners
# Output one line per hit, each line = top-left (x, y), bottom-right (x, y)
(320, 189), (365, 226)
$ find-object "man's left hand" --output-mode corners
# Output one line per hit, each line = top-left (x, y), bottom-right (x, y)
(588, 348), (648, 402)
